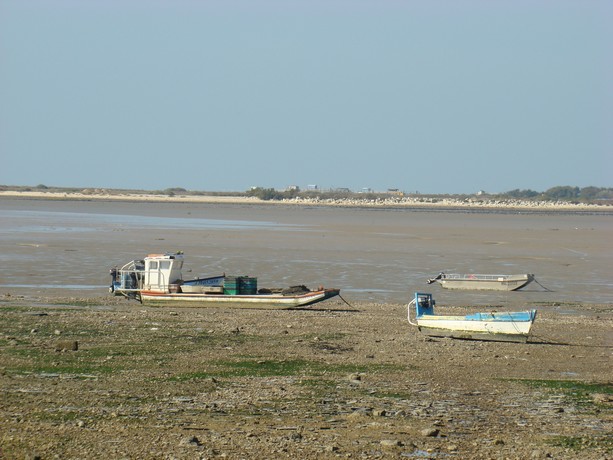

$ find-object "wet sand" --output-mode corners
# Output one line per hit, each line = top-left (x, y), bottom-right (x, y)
(1, 196), (612, 305)
(0, 197), (611, 459)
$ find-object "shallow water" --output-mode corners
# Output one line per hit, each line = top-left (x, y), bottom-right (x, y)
(1, 198), (612, 307)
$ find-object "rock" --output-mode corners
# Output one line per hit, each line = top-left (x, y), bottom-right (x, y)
(347, 408), (372, 420)
(55, 340), (78, 351)
(180, 436), (202, 447)
(420, 428), (439, 437)
(592, 393), (613, 404)
(380, 439), (401, 448)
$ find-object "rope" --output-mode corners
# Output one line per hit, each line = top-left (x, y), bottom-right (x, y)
(338, 294), (355, 309)
(528, 333), (564, 345)
(528, 333), (613, 347)
(533, 277), (554, 292)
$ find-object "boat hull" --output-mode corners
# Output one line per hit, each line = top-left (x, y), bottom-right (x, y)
(436, 274), (534, 291)
(139, 288), (340, 309)
(416, 310), (537, 343)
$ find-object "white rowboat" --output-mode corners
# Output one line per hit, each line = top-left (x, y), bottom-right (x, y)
(408, 292), (537, 343)
(427, 273), (534, 291)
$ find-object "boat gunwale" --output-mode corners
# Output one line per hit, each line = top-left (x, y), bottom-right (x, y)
(439, 273), (533, 281)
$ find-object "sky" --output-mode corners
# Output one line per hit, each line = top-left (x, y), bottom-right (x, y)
(1, 0), (611, 194)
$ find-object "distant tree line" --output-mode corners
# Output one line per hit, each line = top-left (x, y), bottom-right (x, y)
(244, 186), (613, 203)
(498, 186), (613, 202)
(246, 187), (299, 200)
(245, 187), (384, 201)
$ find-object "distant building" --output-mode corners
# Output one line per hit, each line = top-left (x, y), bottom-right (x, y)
(307, 184), (319, 191)
(286, 185), (300, 192)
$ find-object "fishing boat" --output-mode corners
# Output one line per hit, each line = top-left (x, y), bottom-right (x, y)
(407, 292), (537, 343)
(427, 272), (534, 291)
(109, 252), (340, 308)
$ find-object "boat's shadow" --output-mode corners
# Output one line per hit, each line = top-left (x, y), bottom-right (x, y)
(528, 338), (611, 348)
(298, 307), (360, 313)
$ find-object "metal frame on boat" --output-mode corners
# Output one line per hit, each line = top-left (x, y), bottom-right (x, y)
(408, 292), (537, 343)
(427, 273), (535, 291)
(109, 252), (339, 308)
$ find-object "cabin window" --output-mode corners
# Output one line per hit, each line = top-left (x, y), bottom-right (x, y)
(149, 261), (158, 269)
(160, 261), (171, 270)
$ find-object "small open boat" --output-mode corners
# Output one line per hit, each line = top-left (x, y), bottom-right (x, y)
(408, 292), (537, 343)
(109, 252), (340, 308)
(427, 272), (534, 291)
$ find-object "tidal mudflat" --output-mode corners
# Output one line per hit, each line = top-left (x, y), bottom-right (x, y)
(0, 197), (611, 458)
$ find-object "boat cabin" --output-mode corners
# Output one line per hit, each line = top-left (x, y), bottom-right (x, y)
(142, 253), (184, 292)
(111, 252), (184, 294)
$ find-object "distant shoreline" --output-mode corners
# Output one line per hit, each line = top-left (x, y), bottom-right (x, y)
(0, 190), (611, 212)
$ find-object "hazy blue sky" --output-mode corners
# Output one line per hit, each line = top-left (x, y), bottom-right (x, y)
(1, 1), (611, 194)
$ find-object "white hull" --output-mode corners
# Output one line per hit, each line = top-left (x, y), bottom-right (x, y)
(416, 315), (535, 343)
(436, 274), (534, 291)
(139, 289), (338, 309)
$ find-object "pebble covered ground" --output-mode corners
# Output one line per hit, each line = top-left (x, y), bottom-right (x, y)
(1, 294), (611, 459)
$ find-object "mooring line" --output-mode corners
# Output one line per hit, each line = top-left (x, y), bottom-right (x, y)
(533, 277), (554, 292)
(338, 294), (355, 309)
